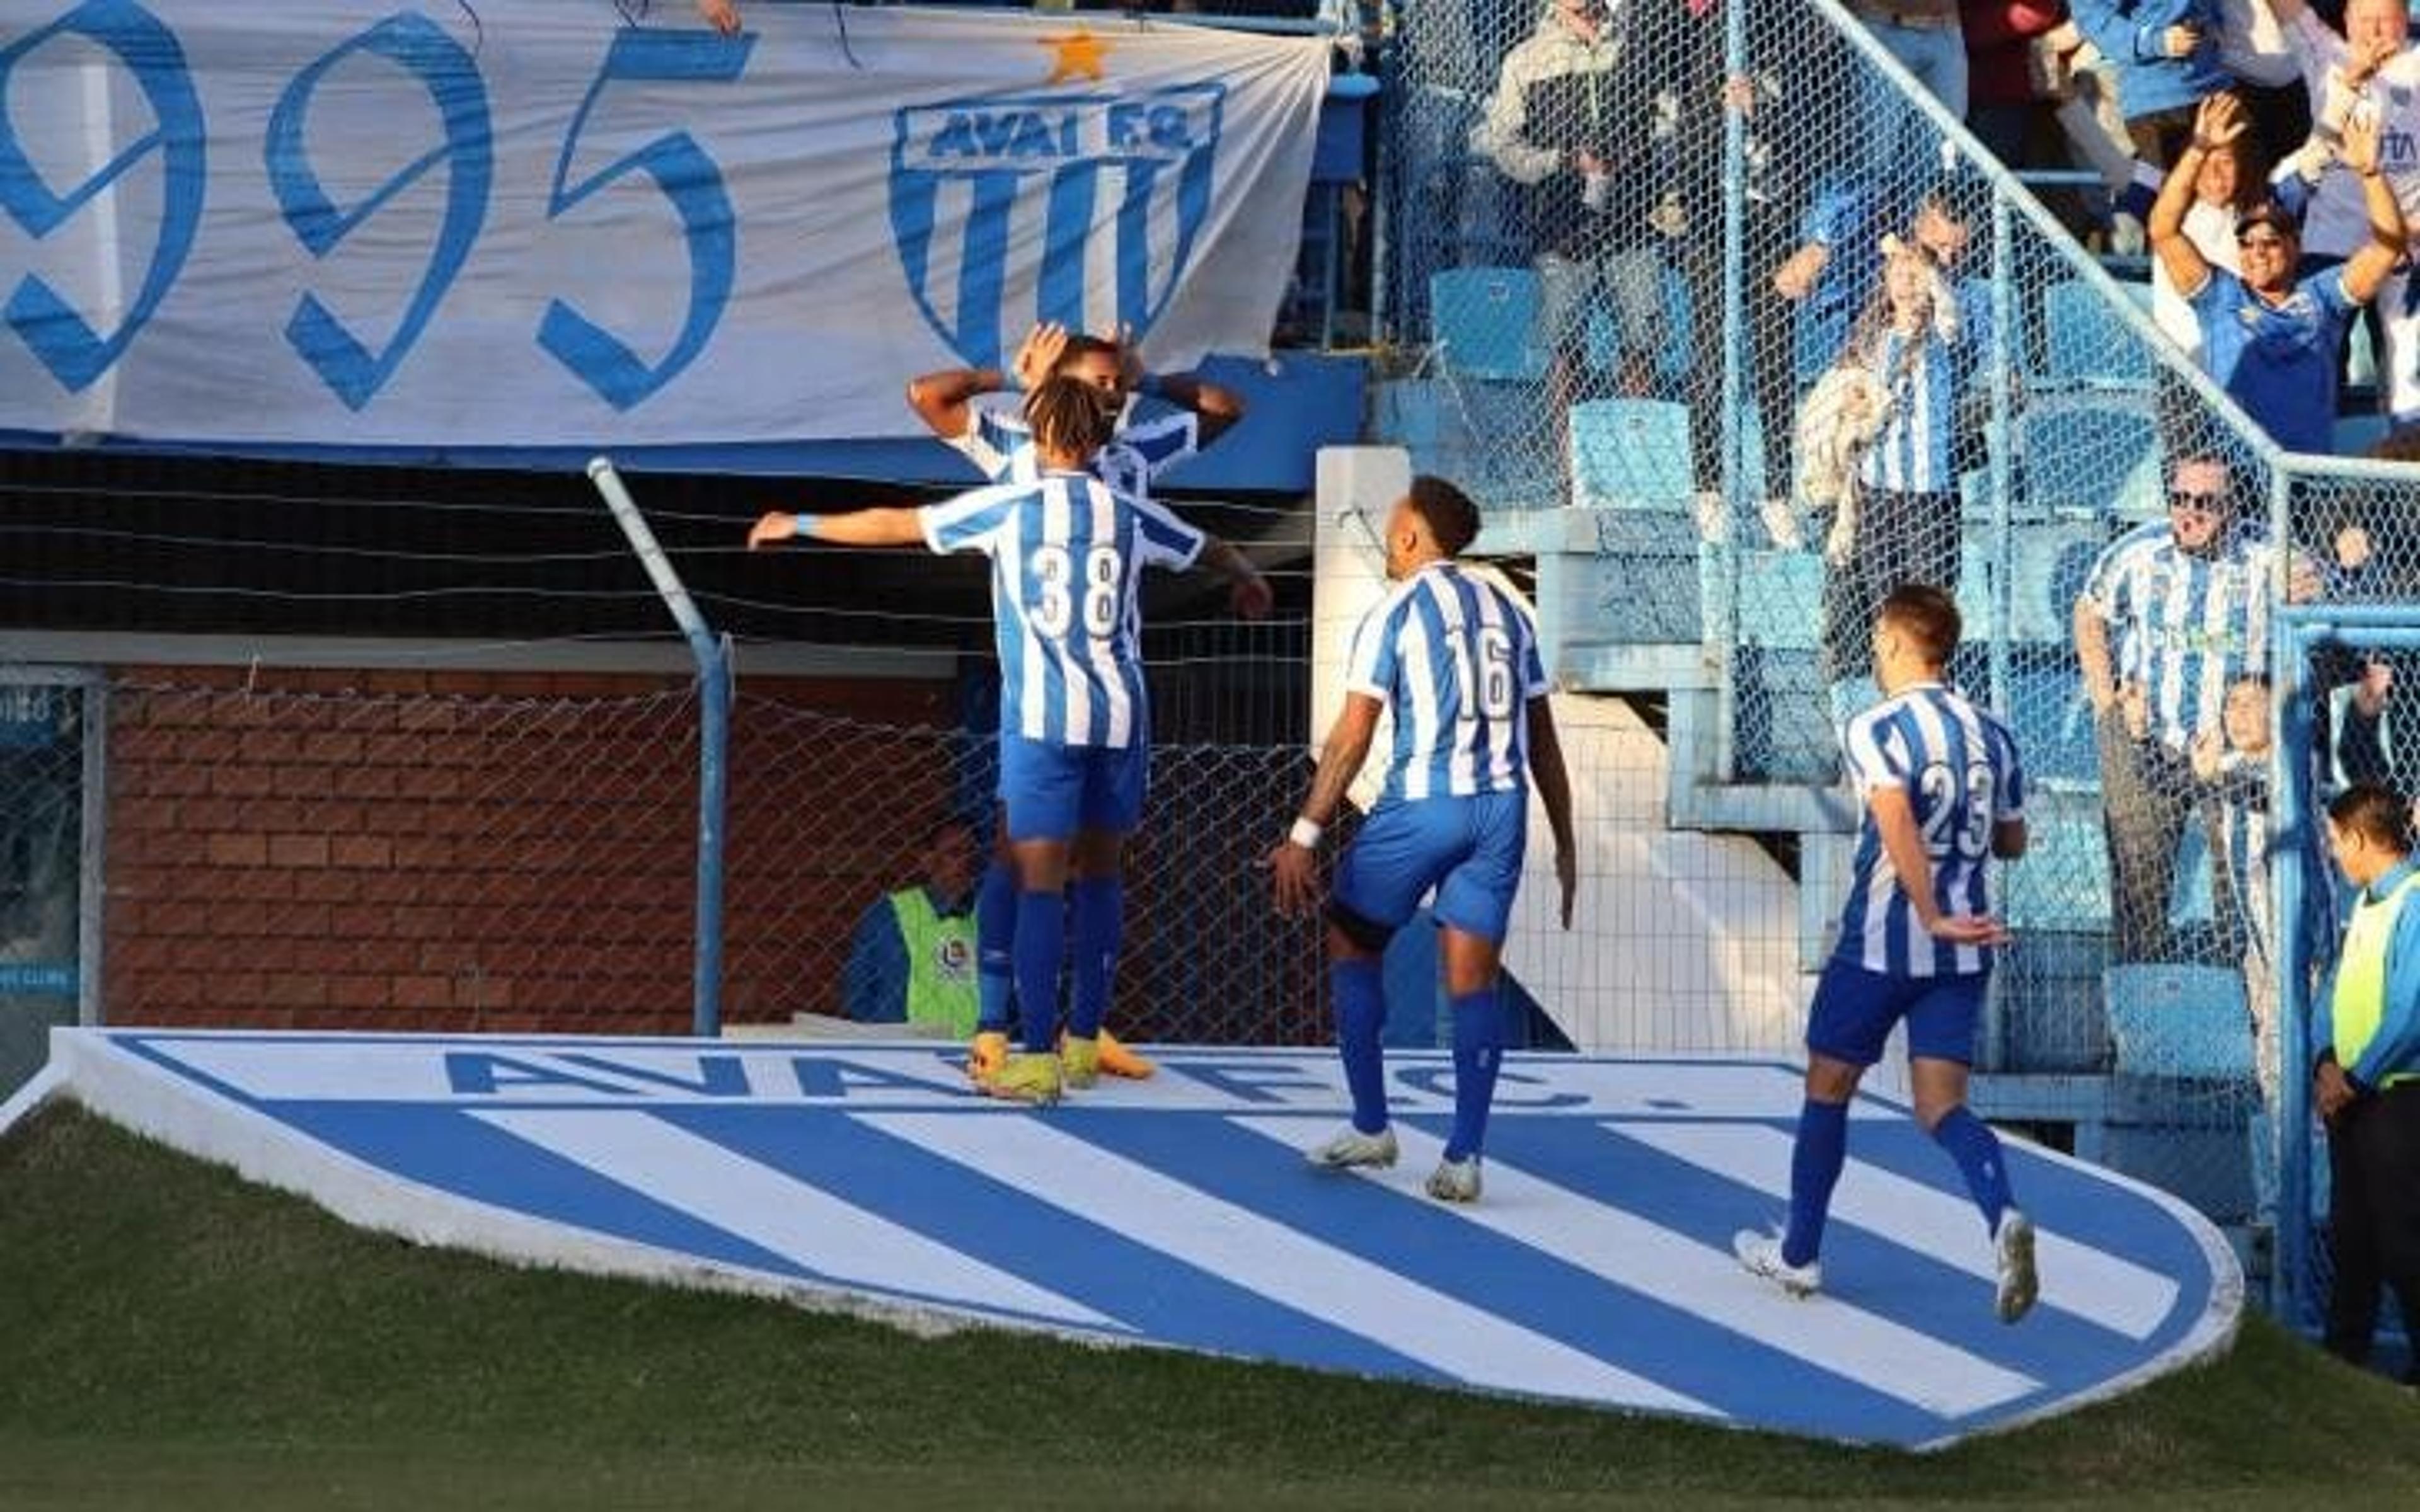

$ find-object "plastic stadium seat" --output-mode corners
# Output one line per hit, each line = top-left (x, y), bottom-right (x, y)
(1955, 517), (2109, 644)
(2002, 810), (2111, 933)
(1430, 267), (1548, 382)
(1567, 398), (1696, 511)
(2104, 964), (2255, 1079)
(1735, 549), (1825, 652)
(2042, 277), (2152, 386)
(1584, 261), (1695, 382)
(2021, 398), (2161, 518)
(2002, 663), (2100, 788)
(1375, 378), (1558, 513)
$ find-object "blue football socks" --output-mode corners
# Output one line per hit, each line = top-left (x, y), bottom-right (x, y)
(1932, 1106), (2013, 1236)
(1443, 988), (1506, 1163)
(1068, 876), (1121, 1041)
(1013, 889), (1064, 1055)
(1783, 1098), (1850, 1268)
(1332, 957), (1388, 1135)
(975, 858), (1016, 1034)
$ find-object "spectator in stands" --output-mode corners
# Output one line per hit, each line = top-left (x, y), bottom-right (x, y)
(2073, 454), (2310, 962)
(2269, 0), (2420, 434)
(1965, 2), (2076, 169)
(1813, 229), (1976, 718)
(1775, 188), (1993, 440)
(2151, 94), (2404, 453)
(2313, 780), (2420, 1386)
(2071, 1), (2235, 169)
(2220, 0), (2312, 153)
(843, 816), (983, 1036)
(2148, 110), (2264, 355)
(1472, 0), (1674, 408)
(1843, 2), (1969, 173)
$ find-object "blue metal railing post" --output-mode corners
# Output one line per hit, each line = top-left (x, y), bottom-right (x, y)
(2275, 615), (2316, 1322)
(1986, 198), (2014, 714)
(1983, 198), (2016, 1068)
(588, 457), (729, 1039)
(1715, 0), (1748, 781)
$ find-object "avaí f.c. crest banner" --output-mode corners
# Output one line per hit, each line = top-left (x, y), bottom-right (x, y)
(0, 2), (1330, 447)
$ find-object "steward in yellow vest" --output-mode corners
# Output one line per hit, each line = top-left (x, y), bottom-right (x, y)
(2314, 782), (2420, 1384)
(843, 818), (981, 1038)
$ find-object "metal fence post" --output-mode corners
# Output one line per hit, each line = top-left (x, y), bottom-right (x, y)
(588, 458), (728, 1039)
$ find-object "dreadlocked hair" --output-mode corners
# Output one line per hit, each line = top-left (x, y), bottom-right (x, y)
(1023, 375), (1115, 458)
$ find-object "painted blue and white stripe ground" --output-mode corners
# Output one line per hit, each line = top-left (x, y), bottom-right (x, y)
(40, 1031), (2242, 1448)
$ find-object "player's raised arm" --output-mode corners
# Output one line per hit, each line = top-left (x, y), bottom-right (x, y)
(905, 323), (1068, 440)
(1115, 324), (1245, 449)
(746, 507), (926, 550)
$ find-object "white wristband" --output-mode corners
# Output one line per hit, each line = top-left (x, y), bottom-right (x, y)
(1289, 816), (1323, 850)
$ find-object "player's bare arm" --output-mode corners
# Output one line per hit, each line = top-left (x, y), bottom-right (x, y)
(1870, 786), (2011, 946)
(1268, 692), (1381, 918)
(904, 323), (1067, 439)
(747, 507), (926, 549)
(1199, 538), (1274, 620)
(1526, 695), (1577, 930)
(1115, 322), (1245, 447)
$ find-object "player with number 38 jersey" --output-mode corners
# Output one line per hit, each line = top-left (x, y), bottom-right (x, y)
(746, 377), (1267, 1108)
(922, 471), (1204, 750)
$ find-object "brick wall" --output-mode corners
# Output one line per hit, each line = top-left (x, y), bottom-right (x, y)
(103, 665), (954, 1034)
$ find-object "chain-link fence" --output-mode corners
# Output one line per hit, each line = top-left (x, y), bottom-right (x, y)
(1373, 0), (2420, 1314)
(80, 663), (1329, 1048)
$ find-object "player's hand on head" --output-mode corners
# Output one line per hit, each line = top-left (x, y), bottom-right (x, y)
(1013, 323), (1064, 389)
(1115, 321), (1146, 390)
(747, 512), (798, 551)
(1266, 840), (1320, 918)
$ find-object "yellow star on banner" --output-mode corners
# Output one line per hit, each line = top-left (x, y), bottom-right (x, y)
(1040, 29), (1110, 84)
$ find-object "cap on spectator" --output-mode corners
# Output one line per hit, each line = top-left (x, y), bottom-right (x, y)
(2233, 200), (2300, 240)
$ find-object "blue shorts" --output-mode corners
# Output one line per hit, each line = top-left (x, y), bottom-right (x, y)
(999, 733), (1147, 842)
(1806, 958), (1987, 1068)
(1332, 791), (1528, 944)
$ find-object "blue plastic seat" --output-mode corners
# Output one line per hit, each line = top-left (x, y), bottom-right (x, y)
(1567, 398), (1696, 511)
(2104, 964), (2255, 1079)
(2021, 398), (2161, 519)
(1736, 550), (1826, 652)
(2042, 277), (2153, 386)
(1430, 267), (1548, 382)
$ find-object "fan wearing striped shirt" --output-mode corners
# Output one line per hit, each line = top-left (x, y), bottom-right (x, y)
(749, 378), (1269, 1105)
(1268, 476), (1578, 1206)
(1734, 585), (2043, 1324)
(907, 322), (1253, 1086)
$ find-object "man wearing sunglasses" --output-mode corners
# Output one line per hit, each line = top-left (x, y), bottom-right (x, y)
(2074, 456), (2312, 961)
(2151, 90), (2405, 453)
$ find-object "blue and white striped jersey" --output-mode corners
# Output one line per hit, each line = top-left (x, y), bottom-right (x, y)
(1344, 562), (1551, 804)
(2081, 523), (2276, 755)
(952, 401), (1199, 501)
(921, 471), (1206, 749)
(1856, 326), (1961, 496)
(1837, 683), (2026, 978)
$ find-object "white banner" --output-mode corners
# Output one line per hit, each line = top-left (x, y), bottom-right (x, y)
(0, 3), (1329, 446)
